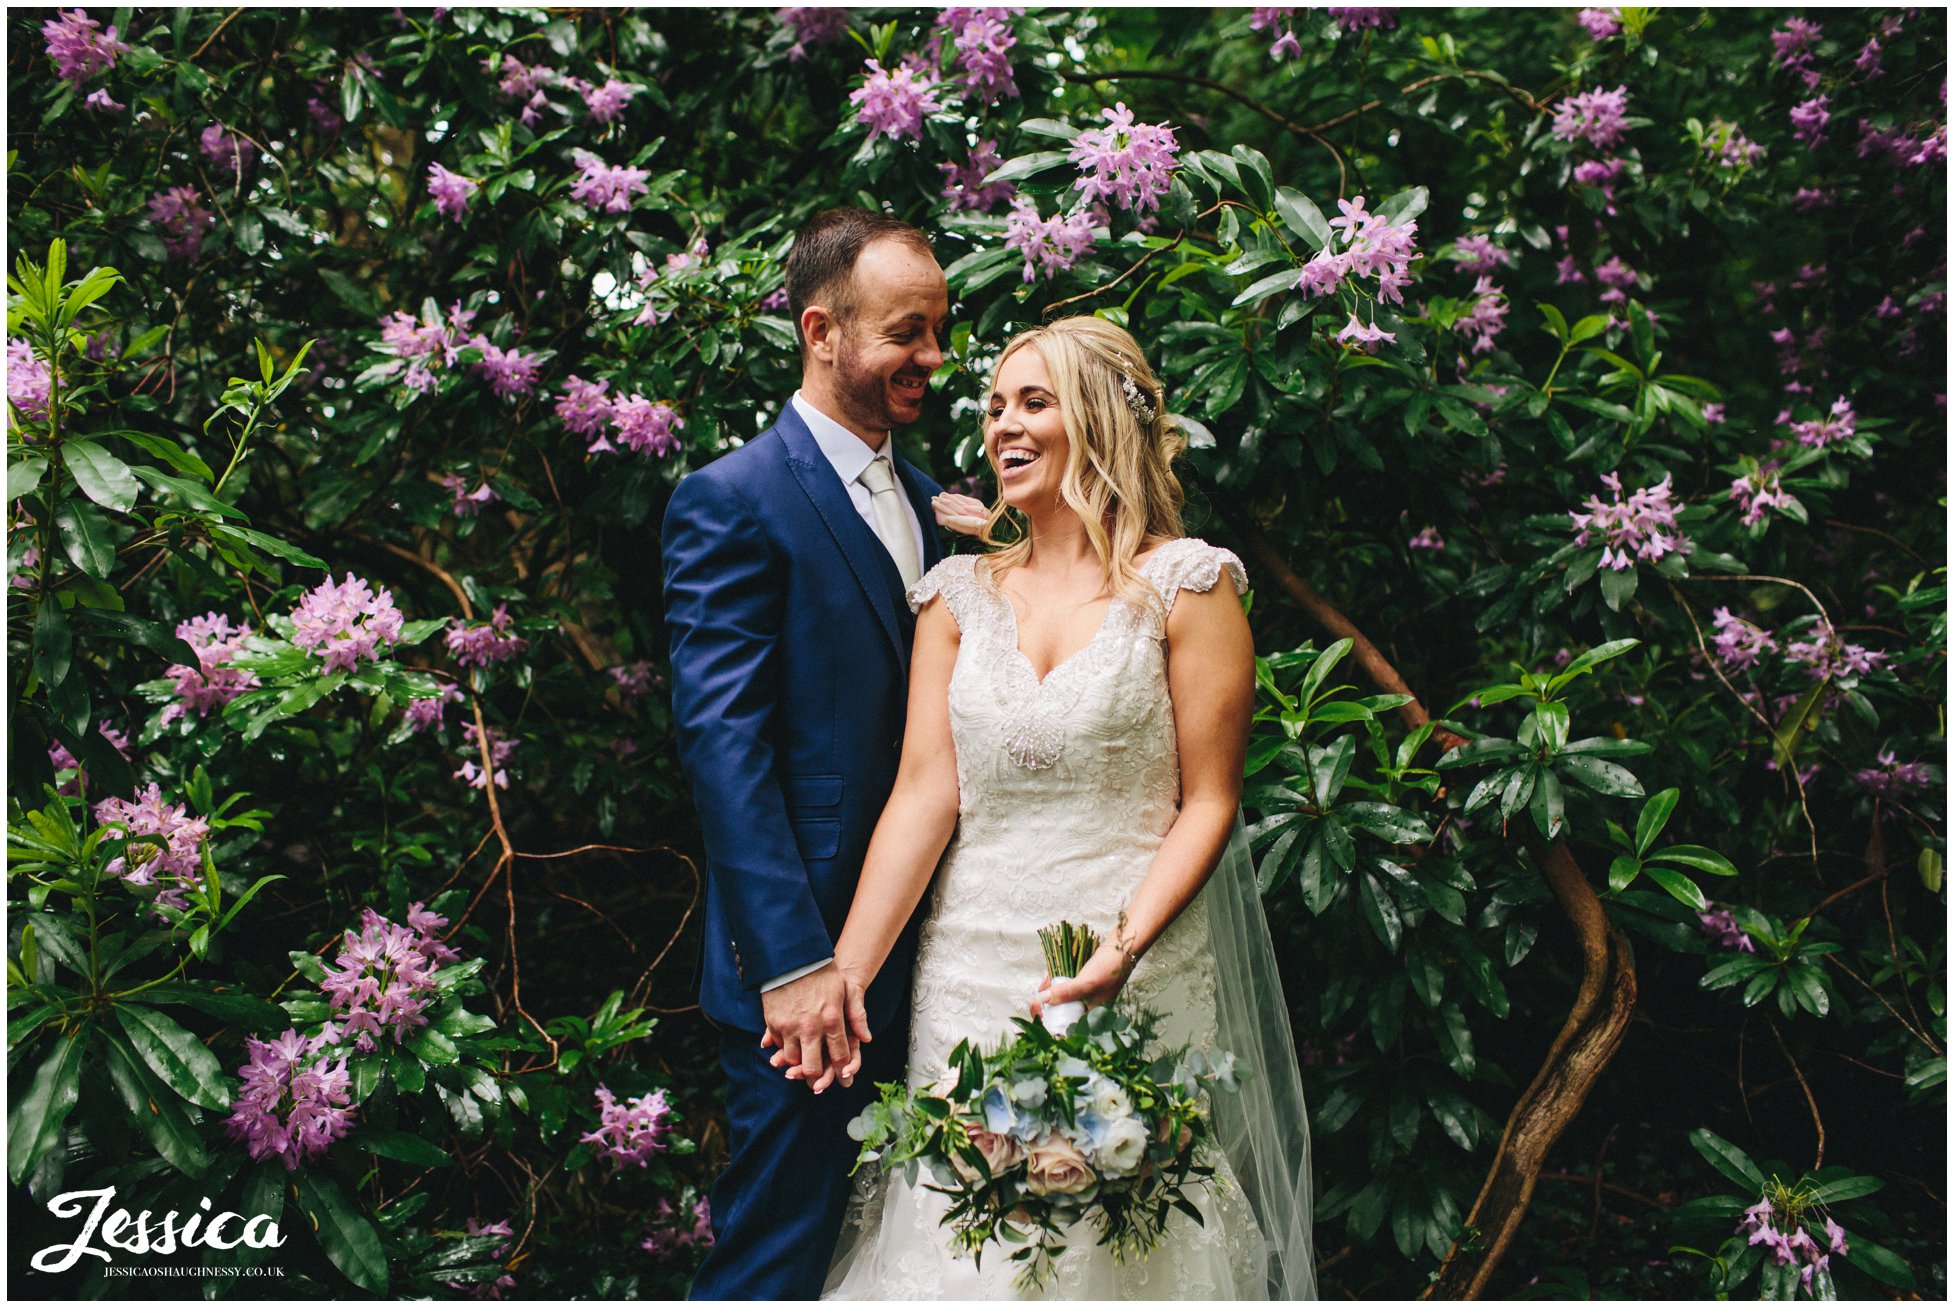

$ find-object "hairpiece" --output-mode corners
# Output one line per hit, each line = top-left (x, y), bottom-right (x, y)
(1119, 370), (1157, 426)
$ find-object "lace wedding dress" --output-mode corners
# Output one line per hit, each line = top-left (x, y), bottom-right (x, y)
(824, 538), (1315, 1301)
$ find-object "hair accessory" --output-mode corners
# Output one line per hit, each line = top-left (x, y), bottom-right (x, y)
(1119, 370), (1158, 426)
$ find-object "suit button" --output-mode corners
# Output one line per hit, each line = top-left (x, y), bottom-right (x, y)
(892, 737), (902, 754)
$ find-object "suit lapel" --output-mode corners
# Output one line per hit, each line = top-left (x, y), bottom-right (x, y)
(777, 408), (909, 667)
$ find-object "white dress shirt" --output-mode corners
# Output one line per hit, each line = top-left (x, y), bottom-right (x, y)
(761, 394), (928, 994)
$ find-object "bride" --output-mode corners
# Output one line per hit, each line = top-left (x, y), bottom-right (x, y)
(791, 316), (1316, 1299)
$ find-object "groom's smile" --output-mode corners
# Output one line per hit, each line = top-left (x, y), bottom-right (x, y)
(817, 237), (950, 440)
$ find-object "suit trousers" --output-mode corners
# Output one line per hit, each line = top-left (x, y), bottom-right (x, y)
(689, 1015), (910, 1300)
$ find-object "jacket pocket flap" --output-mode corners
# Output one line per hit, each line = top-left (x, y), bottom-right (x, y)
(783, 774), (843, 810)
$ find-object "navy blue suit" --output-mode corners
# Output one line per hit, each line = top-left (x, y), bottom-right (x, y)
(661, 402), (944, 1299)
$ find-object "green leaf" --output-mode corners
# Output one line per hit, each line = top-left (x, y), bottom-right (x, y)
(130, 465), (246, 518)
(1530, 767), (1566, 840)
(1342, 802), (1433, 845)
(1357, 872), (1401, 951)
(1273, 187), (1331, 250)
(359, 1129), (451, 1167)
(1232, 266), (1299, 308)
(406, 1028), (460, 1065)
(1807, 1174), (1883, 1203)
(1648, 844), (1740, 877)
(54, 498), (115, 577)
(296, 1171), (390, 1294)
(1538, 303), (1570, 342)
(115, 431), (215, 482)
(9, 455), (49, 500)
(100, 1031), (208, 1178)
(1558, 755), (1645, 798)
(117, 1005), (230, 1110)
(1845, 1235), (1917, 1290)
(1687, 1127), (1765, 1190)
(63, 437), (141, 513)
(1598, 564), (1639, 611)
(1607, 853), (1641, 893)
(7, 1029), (84, 1185)
(1634, 789), (1679, 854)
(1643, 864), (1706, 912)
(139, 983), (287, 1030)
(980, 150), (1072, 187)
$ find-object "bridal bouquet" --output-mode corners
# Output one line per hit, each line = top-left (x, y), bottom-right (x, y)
(847, 922), (1245, 1289)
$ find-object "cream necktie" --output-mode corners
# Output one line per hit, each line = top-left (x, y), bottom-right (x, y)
(858, 454), (922, 589)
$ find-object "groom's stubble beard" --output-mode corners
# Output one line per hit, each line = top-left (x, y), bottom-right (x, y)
(833, 327), (926, 436)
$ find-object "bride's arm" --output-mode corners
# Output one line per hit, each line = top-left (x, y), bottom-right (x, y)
(778, 596), (962, 1088)
(1037, 581), (1254, 1011)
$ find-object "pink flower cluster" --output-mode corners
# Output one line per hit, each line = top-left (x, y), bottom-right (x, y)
(470, 341), (542, 401)
(378, 300), (476, 392)
(1594, 255), (1638, 307)
(1551, 85), (1632, 151)
(1408, 526), (1445, 552)
(641, 1197), (714, 1262)
(933, 8), (1019, 103)
(442, 471), (498, 518)
(1069, 103), (1179, 215)
(1334, 314), (1395, 352)
(939, 140), (1014, 213)
(42, 8), (130, 85)
(1577, 8), (1620, 40)
(428, 163), (478, 222)
(1789, 94), (1831, 150)
(446, 604), (529, 669)
(1250, 8), (1301, 62)
(1787, 396), (1856, 450)
(1294, 193), (1421, 308)
(319, 904), (459, 1054)
(1704, 118), (1766, 170)
(583, 1084), (674, 1168)
(1328, 8), (1396, 30)
(610, 661), (659, 710)
(161, 611), (260, 724)
(223, 1029), (354, 1172)
(8, 338), (52, 424)
(1697, 908), (1756, 953)
(1004, 197), (1097, 283)
(94, 784), (210, 913)
(850, 59), (944, 144)
(445, 1218), (517, 1299)
(1726, 463), (1794, 527)
(1567, 472), (1693, 571)
(778, 7), (851, 61)
(1784, 620), (1888, 682)
(199, 122), (259, 175)
(602, 396), (686, 457)
(1855, 750), (1933, 799)
(290, 573), (406, 674)
(1710, 608), (1776, 672)
(1453, 235), (1512, 274)
(569, 148), (651, 214)
(147, 187), (216, 261)
(480, 55), (635, 128)
(456, 721), (516, 791)
(48, 721), (131, 796)
(1769, 19), (1823, 90)
(404, 683), (464, 734)
(1738, 1199), (1846, 1293)
(632, 240), (713, 328)
(1458, 276), (1508, 354)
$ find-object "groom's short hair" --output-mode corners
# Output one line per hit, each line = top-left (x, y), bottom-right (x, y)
(786, 207), (934, 354)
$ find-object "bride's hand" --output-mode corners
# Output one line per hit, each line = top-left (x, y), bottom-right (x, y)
(776, 956), (875, 1089)
(1030, 942), (1138, 1015)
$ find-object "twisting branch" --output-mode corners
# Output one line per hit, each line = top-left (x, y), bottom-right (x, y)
(1044, 230), (1185, 315)
(1767, 1018), (1825, 1171)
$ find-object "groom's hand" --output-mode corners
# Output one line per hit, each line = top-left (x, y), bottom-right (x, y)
(759, 963), (856, 1094)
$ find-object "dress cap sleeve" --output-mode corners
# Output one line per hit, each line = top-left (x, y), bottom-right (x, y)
(905, 554), (983, 629)
(1145, 537), (1249, 613)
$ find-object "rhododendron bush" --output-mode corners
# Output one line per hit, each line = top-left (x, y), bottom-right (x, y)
(6, 6), (1943, 1298)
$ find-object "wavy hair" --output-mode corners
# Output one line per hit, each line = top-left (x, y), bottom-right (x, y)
(977, 316), (1186, 610)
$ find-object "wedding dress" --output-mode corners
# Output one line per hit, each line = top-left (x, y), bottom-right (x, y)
(824, 537), (1316, 1300)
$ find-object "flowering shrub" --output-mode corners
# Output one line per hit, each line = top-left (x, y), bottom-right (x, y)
(6, 5), (1943, 1300)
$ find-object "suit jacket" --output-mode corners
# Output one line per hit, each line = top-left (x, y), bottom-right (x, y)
(661, 402), (945, 1034)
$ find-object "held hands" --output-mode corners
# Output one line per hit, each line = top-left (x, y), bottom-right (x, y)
(759, 962), (870, 1095)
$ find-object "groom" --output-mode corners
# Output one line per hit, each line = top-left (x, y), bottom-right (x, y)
(662, 207), (951, 1300)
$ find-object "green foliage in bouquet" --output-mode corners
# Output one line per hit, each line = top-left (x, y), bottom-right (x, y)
(847, 1000), (1244, 1291)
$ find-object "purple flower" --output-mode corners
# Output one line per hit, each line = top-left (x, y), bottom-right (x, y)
(308, 90), (344, 135)
(1702, 403), (1725, 423)
(1788, 395), (1857, 450)
(1824, 1216), (1848, 1256)
(938, 140), (1014, 213)
(1555, 255), (1587, 285)
(224, 1029), (355, 1171)
(1004, 196), (1097, 283)
(555, 375), (615, 438)
(641, 1197), (715, 1261)
(778, 7), (850, 60)
(94, 785), (211, 913)
(1453, 234), (1513, 274)
(446, 604), (529, 669)
(849, 59), (943, 143)
(1855, 36), (1885, 81)
(318, 905), (458, 1053)
(8, 338), (52, 425)
(1408, 526), (1445, 552)
(1738, 1197), (1775, 1235)
(1294, 250), (1348, 298)
(1784, 620), (1888, 682)
(583, 1084), (674, 1167)
(83, 87), (123, 112)
(199, 122), (259, 175)
(404, 683), (463, 733)
(42, 8), (130, 85)
(1770, 18), (1821, 70)
(1705, 119), (1766, 169)
(290, 573), (406, 674)
(1069, 103), (1180, 215)
(441, 472), (498, 518)
(1791, 186), (1833, 212)
(484, 54), (561, 126)
(1567, 472), (1692, 571)
(597, 395), (685, 457)
(48, 721), (131, 796)
(1577, 8), (1620, 39)
(1727, 465), (1795, 528)
(1335, 313), (1395, 353)
(610, 660), (659, 711)
(428, 163), (478, 223)
(1854, 749), (1932, 799)
(1271, 29), (1302, 60)
(1551, 85), (1631, 150)
(467, 339), (541, 400)
(580, 77), (641, 124)
(1698, 908), (1757, 953)
(1595, 255), (1638, 307)
(456, 721), (515, 791)
(1328, 8), (1397, 30)
(1710, 607), (1776, 671)
(569, 148), (651, 214)
(161, 611), (260, 724)
(1790, 95), (1832, 150)
(1459, 276), (1508, 354)
(934, 8), (1019, 103)
(1324, 194), (1421, 303)
(146, 187), (216, 261)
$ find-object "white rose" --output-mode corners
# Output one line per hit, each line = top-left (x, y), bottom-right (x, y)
(1086, 1074), (1134, 1122)
(1094, 1114), (1150, 1178)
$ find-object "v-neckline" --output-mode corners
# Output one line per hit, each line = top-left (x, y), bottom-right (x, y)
(983, 549), (1166, 689)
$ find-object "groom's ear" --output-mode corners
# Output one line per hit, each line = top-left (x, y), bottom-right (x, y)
(800, 304), (841, 363)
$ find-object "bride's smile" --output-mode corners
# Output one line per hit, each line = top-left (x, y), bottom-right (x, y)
(986, 348), (1070, 510)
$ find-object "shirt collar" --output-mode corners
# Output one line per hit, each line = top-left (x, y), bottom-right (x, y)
(792, 391), (887, 485)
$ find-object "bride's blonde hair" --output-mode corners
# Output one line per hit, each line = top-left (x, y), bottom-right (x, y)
(977, 316), (1186, 608)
